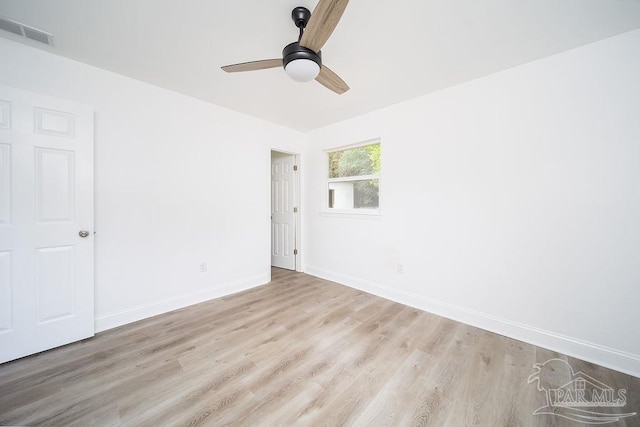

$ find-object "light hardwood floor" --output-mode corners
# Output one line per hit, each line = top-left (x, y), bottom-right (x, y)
(1, 268), (638, 426)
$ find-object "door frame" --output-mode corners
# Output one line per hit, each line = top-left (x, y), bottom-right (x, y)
(269, 149), (302, 273)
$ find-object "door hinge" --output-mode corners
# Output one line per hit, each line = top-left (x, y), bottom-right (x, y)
(293, 207), (298, 213)
(293, 165), (298, 171)
(294, 249), (298, 255)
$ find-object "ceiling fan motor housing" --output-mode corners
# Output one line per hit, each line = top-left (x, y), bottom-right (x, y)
(282, 42), (322, 82)
(282, 42), (322, 68)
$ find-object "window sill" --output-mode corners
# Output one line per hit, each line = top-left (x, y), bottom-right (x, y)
(319, 210), (383, 220)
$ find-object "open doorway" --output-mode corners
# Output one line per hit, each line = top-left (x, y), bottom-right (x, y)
(270, 150), (300, 271)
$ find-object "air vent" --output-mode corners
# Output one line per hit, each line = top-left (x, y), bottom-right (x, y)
(0, 16), (53, 46)
(0, 17), (22, 36)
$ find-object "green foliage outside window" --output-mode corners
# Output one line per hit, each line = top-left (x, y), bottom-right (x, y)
(328, 143), (380, 208)
(328, 143), (381, 178)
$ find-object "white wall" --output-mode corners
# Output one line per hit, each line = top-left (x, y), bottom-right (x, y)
(305, 29), (640, 377)
(0, 38), (306, 331)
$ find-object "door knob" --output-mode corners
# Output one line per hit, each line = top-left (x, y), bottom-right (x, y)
(78, 230), (90, 238)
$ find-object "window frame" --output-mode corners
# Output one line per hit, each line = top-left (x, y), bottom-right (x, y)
(323, 139), (382, 217)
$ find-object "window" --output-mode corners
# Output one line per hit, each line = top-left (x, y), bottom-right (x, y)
(327, 141), (380, 212)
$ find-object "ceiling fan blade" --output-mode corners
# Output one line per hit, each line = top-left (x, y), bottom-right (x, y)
(221, 59), (282, 73)
(300, 0), (349, 53)
(316, 65), (349, 94)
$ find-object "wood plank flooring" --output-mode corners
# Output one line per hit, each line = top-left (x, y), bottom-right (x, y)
(1, 268), (638, 426)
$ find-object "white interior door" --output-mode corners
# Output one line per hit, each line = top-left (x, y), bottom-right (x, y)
(0, 85), (94, 364)
(271, 154), (296, 270)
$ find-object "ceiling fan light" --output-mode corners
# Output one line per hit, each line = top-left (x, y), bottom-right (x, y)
(285, 59), (320, 82)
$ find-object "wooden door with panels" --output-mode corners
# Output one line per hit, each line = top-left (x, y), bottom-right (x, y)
(0, 85), (94, 364)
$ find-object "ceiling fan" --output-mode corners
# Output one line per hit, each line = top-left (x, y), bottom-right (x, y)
(221, 0), (350, 94)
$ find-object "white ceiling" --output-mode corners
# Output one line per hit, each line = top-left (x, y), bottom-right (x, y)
(1, 0), (640, 131)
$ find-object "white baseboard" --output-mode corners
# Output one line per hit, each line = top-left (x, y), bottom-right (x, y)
(94, 273), (269, 333)
(305, 265), (640, 378)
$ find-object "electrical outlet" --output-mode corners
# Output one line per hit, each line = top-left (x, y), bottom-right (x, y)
(199, 262), (207, 273)
(397, 263), (404, 274)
